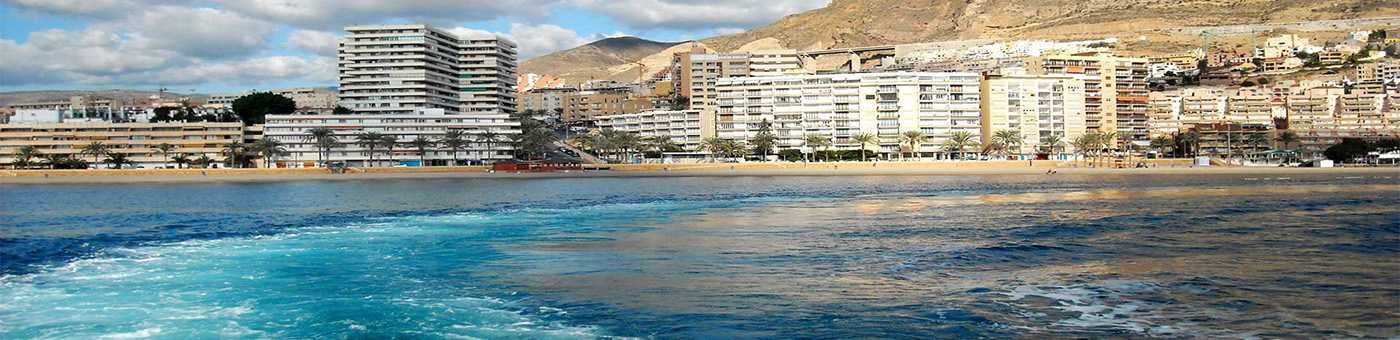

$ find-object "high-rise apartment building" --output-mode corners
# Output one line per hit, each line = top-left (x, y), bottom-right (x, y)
(714, 72), (982, 158)
(670, 47), (752, 112)
(1033, 53), (1150, 145)
(338, 24), (517, 115)
(980, 75), (1088, 156)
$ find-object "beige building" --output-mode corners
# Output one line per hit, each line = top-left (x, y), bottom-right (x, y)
(561, 90), (652, 123)
(747, 50), (806, 77)
(207, 88), (339, 114)
(670, 47), (752, 111)
(980, 75), (1088, 157)
(714, 72), (982, 158)
(1033, 53), (1151, 145)
(518, 87), (577, 115)
(593, 110), (709, 151)
(0, 122), (245, 168)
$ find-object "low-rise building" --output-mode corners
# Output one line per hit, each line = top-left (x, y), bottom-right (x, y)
(594, 110), (708, 151)
(518, 87), (577, 115)
(0, 122), (245, 168)
(561, 89), (653, 123)
(263, 108), (520, 167)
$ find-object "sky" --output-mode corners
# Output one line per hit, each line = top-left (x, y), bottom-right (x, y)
(0, 0), (829, 94)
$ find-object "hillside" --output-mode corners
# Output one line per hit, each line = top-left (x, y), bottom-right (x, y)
(519, 36), (680, 85)
(524, 0), (1400, 85)
(702, 0), (1400, 52)
(0, 90), (205, 107)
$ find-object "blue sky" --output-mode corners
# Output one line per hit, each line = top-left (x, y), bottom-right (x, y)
(0, 0), (827, 93)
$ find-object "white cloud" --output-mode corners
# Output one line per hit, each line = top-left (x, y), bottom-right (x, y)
(569, 0), (828, 30)
(142, 56), (337, 86)
(111, 6), (277, 59)
(2, 0), (180, 17)
(448, 23), (598, 58)
(218, 0), (559, 30)
(287, 30), (342, 56)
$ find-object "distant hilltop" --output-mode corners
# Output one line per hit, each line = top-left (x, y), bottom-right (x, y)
(0, 90), (205, 107)
(522, 0), (1400, 85)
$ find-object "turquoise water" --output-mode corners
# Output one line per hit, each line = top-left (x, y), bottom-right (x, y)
(1, 174), (1398, 338)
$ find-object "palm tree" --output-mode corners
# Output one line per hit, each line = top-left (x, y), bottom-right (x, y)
(103, 153), (133, 169)
(441, 129), (468, 166)
(172, 153), (191, 169)
(944, 131), (976, 160)
(81, 141), (109, 168)
(305, 127), (337, 167)
(250, 138), (287, 168)
(701, 136), (726, 163)
(355, 132), (384, 167)
(1246, 133), (1269, 159)
(13, 146), (39, 169)
(1275, 130), (1299, 150)
(851, 132), (878, 162)
(899, 131), (927, 160)
(408, 136), (436, 166)
(1072, 132), (1100, 166)
(193, 154), (215, 169)
(992, 130), (1023, 159)
(1180, 129), (1202, 158)
(643, 135), (681, 157)
(802, 134), (831, 162)
(476, 130), (500, 160)
(379, 134), (400, 166)
(1041, 135), (1065, 157)
(221, 141), (246, 168)
(1150, 136), (1175, 157)
(153, 143), (177, 168)
(41, 153), (67, 169)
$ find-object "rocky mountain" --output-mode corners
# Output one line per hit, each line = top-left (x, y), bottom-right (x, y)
(519, 36), (681, 86)
(523, 0), (1399, 85)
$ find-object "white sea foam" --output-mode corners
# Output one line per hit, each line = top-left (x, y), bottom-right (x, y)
(97, 327), (161, 339)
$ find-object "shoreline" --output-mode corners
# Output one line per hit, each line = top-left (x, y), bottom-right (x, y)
(2, 162), (1396, 184)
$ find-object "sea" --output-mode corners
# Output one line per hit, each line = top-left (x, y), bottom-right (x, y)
(1, 173), (1397, 339)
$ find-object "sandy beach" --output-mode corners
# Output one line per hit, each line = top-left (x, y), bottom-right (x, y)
(2, 160), (1396, 184)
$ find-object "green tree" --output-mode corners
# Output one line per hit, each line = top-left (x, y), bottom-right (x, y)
(355, 132), (384, 167)
(333, 106), (353, 115)
(1150, 135), (1175, 157)
(250, 138), (287, 168)
(192, 154), (215, 169)
(379, 135), (400, 166)
(13, 146), (39, 169)
(851, 132), (878, 162)
(231, 92), (297, 126)
(1041, 135), (1065, 155)
(81, 141), (110, 168)
(992, 130), (1023, 158)
(944, 131), (977, 160)
(409, 136), (436, 166)
(221, 141), (247, 168)
(900, 131), (928, 159)
(441, 130), (468, 166)
(305, 127), (338, 167)
(701, 137), (726, 163)
(803, 134), (832, 162)
(153, 143), (177, 168)
(103, 153), (133, 169)
(1323, 138), (1372, 163)
(41, 153), (68, 169)
(476, 130), (501, 161)
(669, 96), (689, 110)
(172, 154), (191, 169)
(748, 120), (777, 160)
(1275, 130), (1299, 150)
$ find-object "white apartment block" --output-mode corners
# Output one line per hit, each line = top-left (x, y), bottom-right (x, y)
(715, 72), (982, 158)
(338, 24), (518, 115)
(593, 110), (709, 151)
(981, 75), (1088, 156)
(263, 109), (520, 167)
